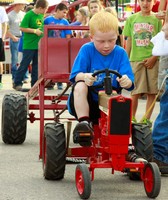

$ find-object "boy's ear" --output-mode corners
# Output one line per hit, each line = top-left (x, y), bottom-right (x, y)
(90, 35), (93, 41)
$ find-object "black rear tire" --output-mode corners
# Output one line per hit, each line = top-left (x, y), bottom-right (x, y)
(1, 93), (27, 144)
(43, 123), (66, 180)
(132, 123), (153, 161)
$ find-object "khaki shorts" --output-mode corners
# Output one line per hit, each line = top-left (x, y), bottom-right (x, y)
(131, 61), (159, 95)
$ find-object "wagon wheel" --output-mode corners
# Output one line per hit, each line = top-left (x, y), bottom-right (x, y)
(132, 123), (153, 161)
(143, 162), (161, 198)
(75, 163), (91, 199)
(42, 123), (66, 180)
(1, 93), (27, 144)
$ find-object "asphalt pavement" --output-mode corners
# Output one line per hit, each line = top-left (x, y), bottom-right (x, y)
(0, 74), (167, 200)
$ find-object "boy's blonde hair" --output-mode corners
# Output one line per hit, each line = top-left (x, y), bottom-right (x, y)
(89, 11), (118, 35)
(105, 7), (117, 18)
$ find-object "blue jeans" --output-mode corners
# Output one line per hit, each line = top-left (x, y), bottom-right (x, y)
(10, 39), (19, 80)
(14, 49), (38, 87)
(152, 78), (168, 164)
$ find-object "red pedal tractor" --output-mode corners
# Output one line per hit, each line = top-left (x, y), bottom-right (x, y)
(43, 69), (161, 199)
(1, 26), (160, 199)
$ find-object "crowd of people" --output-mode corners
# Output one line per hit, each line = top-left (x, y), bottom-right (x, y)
(0, 0), (168, 173)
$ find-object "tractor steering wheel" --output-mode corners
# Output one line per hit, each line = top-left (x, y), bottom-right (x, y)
(92, 69), (122, 95)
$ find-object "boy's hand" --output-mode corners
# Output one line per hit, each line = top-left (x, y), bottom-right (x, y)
(84, 73), (96, 86)
(116, 75), (132, 89)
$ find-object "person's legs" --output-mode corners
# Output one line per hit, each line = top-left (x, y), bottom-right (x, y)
(131, 94), (140, 120)
(145, 94), (156, 119)
(14, 50), (33, 88)
(152, 80), (168, 174)
(18, 51), (29, 82)
(9, 39), (19, 81)
(0, 38), (5, 88)
(74, 81), (89, 119)
(0, 62), (3, 89)
(30, 50), (38, 87)
(69, 81), (93, 146)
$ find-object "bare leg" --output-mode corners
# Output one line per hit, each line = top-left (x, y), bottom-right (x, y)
(131, 94), (140, 118)
(74, 81), (89, 119)
(145, 94), (156, 119)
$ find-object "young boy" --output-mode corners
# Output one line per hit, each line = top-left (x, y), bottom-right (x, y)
(67, 11), (146, 163)
(123, 0), (162, 126)
(44, 3), (72, 90)
(13, 0), (49, 91)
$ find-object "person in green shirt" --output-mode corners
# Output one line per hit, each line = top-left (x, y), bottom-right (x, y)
(13, 0), (49, 91)
(123, 0), (162, 126)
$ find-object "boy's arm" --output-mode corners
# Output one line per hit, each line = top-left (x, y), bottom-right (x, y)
(20, 27), (43, 36)
(125, 36), (132, 57)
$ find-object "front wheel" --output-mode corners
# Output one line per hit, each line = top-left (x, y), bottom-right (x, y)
(42, 123), (66, 180)
(76, 164), (91, 199)
(143, 162), (161, 198)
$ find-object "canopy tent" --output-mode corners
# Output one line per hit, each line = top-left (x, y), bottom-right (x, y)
(0, 0), (33, 5)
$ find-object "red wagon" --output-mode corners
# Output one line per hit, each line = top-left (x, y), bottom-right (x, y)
(1, 26), (161, 199)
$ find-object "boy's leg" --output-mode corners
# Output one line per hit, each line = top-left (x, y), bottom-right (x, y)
(30, 50), (38, 87)
(0, 38), (5, 88)
(13, 50), (33, 90)
(131, 94), (140, 120)
(70, 81), (94, 146)
(152, 82), (168, 174)
(9, 39), (19, 81)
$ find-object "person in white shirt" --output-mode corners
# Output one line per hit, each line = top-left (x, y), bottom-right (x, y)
(0, 6), (8, 89)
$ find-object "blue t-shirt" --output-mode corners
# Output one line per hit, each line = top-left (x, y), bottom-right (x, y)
(67, 42), (134, 113)
(44, 16), (72, 38)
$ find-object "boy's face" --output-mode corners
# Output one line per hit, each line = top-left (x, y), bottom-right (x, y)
(90, 30), (117, 55)
(38, 7), (48, 14)
(138, 0), (155, 14)
(56, 9), (68, 19)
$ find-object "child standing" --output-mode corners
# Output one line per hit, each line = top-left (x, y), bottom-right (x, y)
(44, 3), (72, 90)
(13, 0), (49, 91)
(123, 0), (162, 126)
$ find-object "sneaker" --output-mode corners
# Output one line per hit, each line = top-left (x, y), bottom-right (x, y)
(13, 84), (22, 91)
(46, 82), (55, 90)
(142, 118), (152, 128)
(132, 116), (137, 123)
(153, 158), (168, 174)
(23, 79), (29, 84)
(73, 121), (93, 147)
(0, 82), (3, 89)
(57, 82), (63, 90)
(127, 145), (147, 164)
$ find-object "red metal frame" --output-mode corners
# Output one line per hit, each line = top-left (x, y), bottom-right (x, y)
(25, 25), (90, 159)
(25, 26), (146, 177)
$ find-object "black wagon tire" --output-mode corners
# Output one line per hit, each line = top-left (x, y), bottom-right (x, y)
(75, 163), (91, 199)
(143, 162), (161, 198)
(132, 123), (153, 162)
(43, 123), (66, 180)
(1, 93), (27, 144)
